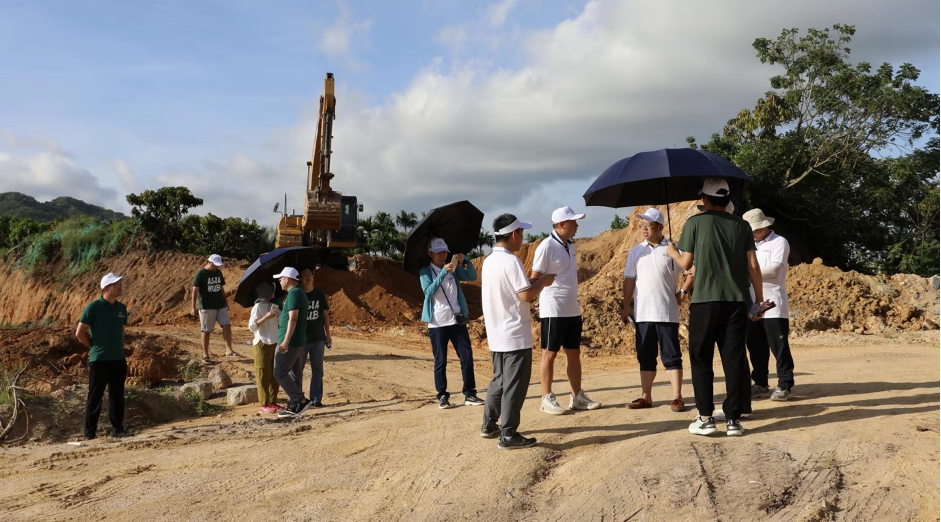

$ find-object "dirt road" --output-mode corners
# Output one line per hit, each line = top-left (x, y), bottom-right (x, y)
(0, 330), (938, 521)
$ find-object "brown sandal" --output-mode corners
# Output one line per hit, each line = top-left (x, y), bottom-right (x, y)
(670, 399), (686, 412)
(627, 397), (652, 409)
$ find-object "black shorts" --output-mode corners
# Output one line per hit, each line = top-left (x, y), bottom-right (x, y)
(540, 316), (583, 352)
(635, 322), (682, 371)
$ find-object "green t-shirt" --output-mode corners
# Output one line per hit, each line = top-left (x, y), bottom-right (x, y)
(278, 286), (309, 347)
(304, 288), (330, 342)
(79, 297), (128, 362)
(677, 211), (756, 304)
(192, 268), (226, 310)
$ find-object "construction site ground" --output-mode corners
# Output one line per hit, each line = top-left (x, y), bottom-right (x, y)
(0, 325), (938, 521)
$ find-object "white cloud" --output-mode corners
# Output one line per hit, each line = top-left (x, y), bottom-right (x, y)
(486, 0), (518, 28)
(0, 149), (118, 206)
(316, 5), (373, 58)
(112, 159), (140, 194)
(434, 25), (468, 54)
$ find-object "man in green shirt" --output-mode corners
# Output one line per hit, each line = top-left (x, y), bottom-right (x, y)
(667, 178), (766, 438)
(300, 268), (332, 407)
(191, 254), (237, 362)
(75, 272), (130, 440)
(272, 267), (311, 418)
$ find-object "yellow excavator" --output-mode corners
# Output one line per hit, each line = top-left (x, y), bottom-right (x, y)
(275, 73), (361, 263)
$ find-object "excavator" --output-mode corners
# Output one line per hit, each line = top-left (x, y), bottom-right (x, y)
(275, 73), (361, 267)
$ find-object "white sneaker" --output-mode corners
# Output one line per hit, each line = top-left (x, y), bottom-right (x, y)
(713, 409), (752, 422)
(540, 393), (567, 415)
(569, 390), (601, 410)
(688, 415), (718, 436)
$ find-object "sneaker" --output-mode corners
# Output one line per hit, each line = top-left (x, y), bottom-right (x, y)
(751, 384), (771, 398)
(569, 390), (601, 410)
(540, 393), (567, 415)
(295, 398), (313, 416)
(464, 395), (485, 406)
(713, 410), (752, 422)
(277, 404), (298, 418)
(480, 421), (500, 439)
(770, 387), (791, 401)
(497, 433), (537, 450)
(688, 416), (718, 436)
(111, 429), (131, 438)
(311, 400), (325, 408)
(438, 397), (452, 409)
(726, 420), (744, 437)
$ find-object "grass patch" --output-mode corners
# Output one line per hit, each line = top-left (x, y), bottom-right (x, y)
(182, 390), (225, 416)
(13, 216), (137, 278)
(178, 359), (204, 383)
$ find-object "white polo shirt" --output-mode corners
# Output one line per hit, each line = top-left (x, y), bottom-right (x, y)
(750, 231), (790, 319)
(428, 265), (459, 328)
(623, 238), (681, 323)
(482, 247), (534, 352)
(531, 232), (581, 318)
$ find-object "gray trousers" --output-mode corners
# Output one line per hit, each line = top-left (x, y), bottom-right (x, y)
(304, 341), (325, 401)
(483, 348), (533, 437)
(274, 345), (306, 406)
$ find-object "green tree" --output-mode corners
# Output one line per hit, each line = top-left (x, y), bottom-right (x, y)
(689, 24), (939, 275)
(126, 187), (203, 248)
(611, 215), (628, 230)
(395, 210), (418, 235)
(524, 232), (549, 243)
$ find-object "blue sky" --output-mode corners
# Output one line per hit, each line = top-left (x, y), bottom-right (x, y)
(1, 0), (938, 238)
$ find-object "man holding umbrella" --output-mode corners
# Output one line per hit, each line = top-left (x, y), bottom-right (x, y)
(666, 178), (768, 437)
(481, 214), (555, 449)
(419, 237), (483, 409)
(531, 206), (600, 414)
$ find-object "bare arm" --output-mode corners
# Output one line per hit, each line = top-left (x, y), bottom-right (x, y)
(666, 243), (694, 271)
(323, 310), (332, 345)
(191, 287), (199, 314)
(518, 273), (555, 302)
(747, 250), (764, 303)
(75, 322), (91, 349)
(621, 277), (636, 323)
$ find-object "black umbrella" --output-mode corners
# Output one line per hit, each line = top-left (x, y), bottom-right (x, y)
(233, 246), (320, 307)
(583, 148), (752, 237)
(402, 201), (484, 276)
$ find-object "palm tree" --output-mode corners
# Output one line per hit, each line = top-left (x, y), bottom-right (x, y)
(395, 210), (418, 235)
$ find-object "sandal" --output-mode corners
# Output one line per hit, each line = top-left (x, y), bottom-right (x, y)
(225, 352), (241, 358)
(670, 399), (686, 412)
(627, 397), (652, 409)
(202, 356), (212, 364)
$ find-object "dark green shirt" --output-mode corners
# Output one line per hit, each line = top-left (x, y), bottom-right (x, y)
(677, 211), (756, 304)
(278, 286), (309, 347)
(304, 288), (330, 343)
(192, 268), (226, 310)
(79, 297), (128, 362)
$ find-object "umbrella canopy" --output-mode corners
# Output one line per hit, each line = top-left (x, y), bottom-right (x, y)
(402, 201), (484, 276)
(234, 246), (320, 307)
(582, 148), (751, 208)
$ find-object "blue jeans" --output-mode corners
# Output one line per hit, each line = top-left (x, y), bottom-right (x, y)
(428, 324), (476, 399)
(274, 345), (306, 407)
(304, 341), (325, 402)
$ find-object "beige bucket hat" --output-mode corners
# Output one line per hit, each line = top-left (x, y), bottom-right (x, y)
(742, 208), (775, 230)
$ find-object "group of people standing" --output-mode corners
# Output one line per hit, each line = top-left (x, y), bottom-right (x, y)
(421, 177), (795, 448)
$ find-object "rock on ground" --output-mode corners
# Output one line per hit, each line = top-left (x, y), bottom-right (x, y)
(180, 381), (214, 400)
(226, 385), (258, 406)
(208, 367), (233, 391)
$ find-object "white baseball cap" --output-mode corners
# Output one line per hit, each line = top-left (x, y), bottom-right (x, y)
(494, 217), (533, 236)
(742, 208), (775, 230)
(551, 206), (586, 224)
(208, 254), (223, 266)
(636, 208), (664, 225)
(699, 177), (731, 197)
(428, 237), (449, 253)
(273, 267), (300, 280)
(100, 272), (123, 289)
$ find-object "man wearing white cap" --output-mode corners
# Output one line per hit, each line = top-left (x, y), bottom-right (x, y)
(481, 214), (556, 449)
(272, 267), (311, 418)
(75, 273), (130, 439)
(667, 177), (768, 437)
(622, 208), (686, 412)
(531, 206), (600, 414)
(742, 208), (794, 402)
(191, 254), (237, 363)
(419, 237), (483, 409)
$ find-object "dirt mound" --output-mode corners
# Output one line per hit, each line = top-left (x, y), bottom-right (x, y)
(0, 327), (189, 391)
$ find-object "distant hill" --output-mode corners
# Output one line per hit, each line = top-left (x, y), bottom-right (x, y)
(0, 192), (127, 222)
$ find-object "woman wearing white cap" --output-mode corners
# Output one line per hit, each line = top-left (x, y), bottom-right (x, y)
(418, 237), (483, 409)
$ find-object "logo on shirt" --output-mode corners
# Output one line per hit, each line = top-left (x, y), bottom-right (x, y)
(307, 300), (321, 321)
(208, 276), (222, 293)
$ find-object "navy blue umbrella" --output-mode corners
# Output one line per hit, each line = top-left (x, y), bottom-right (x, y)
(582, 148), (751, 236)
(402, 201), (484, 276)
(234, 246), (320, 307)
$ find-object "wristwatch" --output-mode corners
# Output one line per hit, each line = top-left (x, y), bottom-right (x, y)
(679, 288), (688, 295)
